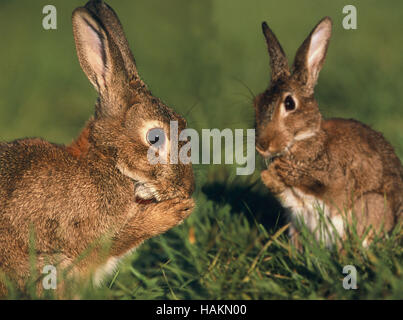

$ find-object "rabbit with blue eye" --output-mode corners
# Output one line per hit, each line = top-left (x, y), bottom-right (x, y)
(254, 17), (403, 247)
(0, 0), (195, 296)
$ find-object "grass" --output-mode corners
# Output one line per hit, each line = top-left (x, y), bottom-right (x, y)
(0, 0), (402, 299)
(4, 189), (403, 299)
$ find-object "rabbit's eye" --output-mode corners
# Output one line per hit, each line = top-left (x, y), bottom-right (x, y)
(146, 128), (166, 146)
(284, 95), (296, 111)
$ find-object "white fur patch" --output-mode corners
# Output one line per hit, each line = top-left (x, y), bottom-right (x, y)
(93, 247), (137, 286)
(135, 183), (157, 200)
(294, 130), (317, 141)
(330, 215), (345, 239)
(116, 163), (159, 201)
(362, 238), (369, 248)
(93, 257), (119, 286)
(282, 187), (344, 245)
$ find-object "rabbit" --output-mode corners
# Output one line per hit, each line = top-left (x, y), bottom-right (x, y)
(254, 17), (403, 248)
(0, 0), (195, 297)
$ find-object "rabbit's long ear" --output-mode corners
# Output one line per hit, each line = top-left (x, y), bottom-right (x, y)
(261, 22), (290, 81)
(84, 0), (139, 83)
(292, 17), (332, 94)
(72, 6), (132, 117)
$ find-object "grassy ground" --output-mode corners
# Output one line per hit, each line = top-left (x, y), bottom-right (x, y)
(0, 0), (402, 299)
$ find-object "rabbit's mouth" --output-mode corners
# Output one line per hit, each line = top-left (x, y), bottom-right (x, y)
(133, 181), (159, 204)
(116, 163), (160, 204)
(260, 148), (289, 167)
(256, 144), (289, 166)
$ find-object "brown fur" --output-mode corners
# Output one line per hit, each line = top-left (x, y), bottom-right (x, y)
(0, 0), (194, 297)
(66, 126), (92, 158)
(255, 17), (403, 246)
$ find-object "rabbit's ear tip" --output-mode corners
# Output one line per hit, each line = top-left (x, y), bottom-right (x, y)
(320, 16), (333, 26)
(85, 0), (104, 6)
(72, 7), (89, 19)
(261, 21), (269, 31)
(83, 0), (107, 14)
(72, 7), (96, 28)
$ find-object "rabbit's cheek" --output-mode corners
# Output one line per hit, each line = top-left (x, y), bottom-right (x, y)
(267, 131), (291, 156)
(257, 125), (279, 153)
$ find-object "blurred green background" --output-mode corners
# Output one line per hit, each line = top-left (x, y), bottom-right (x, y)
(1, 0), (403, 299)
(0, 0), (402, 159)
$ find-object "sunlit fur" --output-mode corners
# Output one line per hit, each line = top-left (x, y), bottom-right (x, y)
(0, 1), (195, 296)
(255, 17), (403, 248)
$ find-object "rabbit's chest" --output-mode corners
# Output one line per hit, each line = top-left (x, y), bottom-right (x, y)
(93, 247), (137, 286)
(281, 187), (344, 244)
(93, 256), (120, 286)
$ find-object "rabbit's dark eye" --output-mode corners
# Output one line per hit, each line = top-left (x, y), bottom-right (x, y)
(284, 95), (296, 111)
(146, 128), (166, 147)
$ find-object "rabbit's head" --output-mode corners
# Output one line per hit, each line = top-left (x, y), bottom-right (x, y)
(254, 17), (332, 160)
(72, 1), (194, 203)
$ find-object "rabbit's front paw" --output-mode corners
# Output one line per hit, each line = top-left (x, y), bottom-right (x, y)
(261, 167), (286, 195)
(141, 197), (195, 233)
(163, 198), (195, 221)
(111, 198), (195, 256)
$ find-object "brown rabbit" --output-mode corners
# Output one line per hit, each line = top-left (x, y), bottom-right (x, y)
(0, 0), (194, 296)
(254, 17), (403, 247)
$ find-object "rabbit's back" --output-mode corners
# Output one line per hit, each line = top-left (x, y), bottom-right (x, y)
(323, 118), (403, 218)
(0, 138), (132, 258)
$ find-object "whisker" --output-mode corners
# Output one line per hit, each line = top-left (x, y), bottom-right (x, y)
(231, 76), (256, 101)
(183, 100), (200, 118)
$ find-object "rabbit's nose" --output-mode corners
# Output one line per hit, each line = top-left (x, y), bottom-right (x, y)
(256, 138), (271, 156)
(256, 145), (271, 158)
